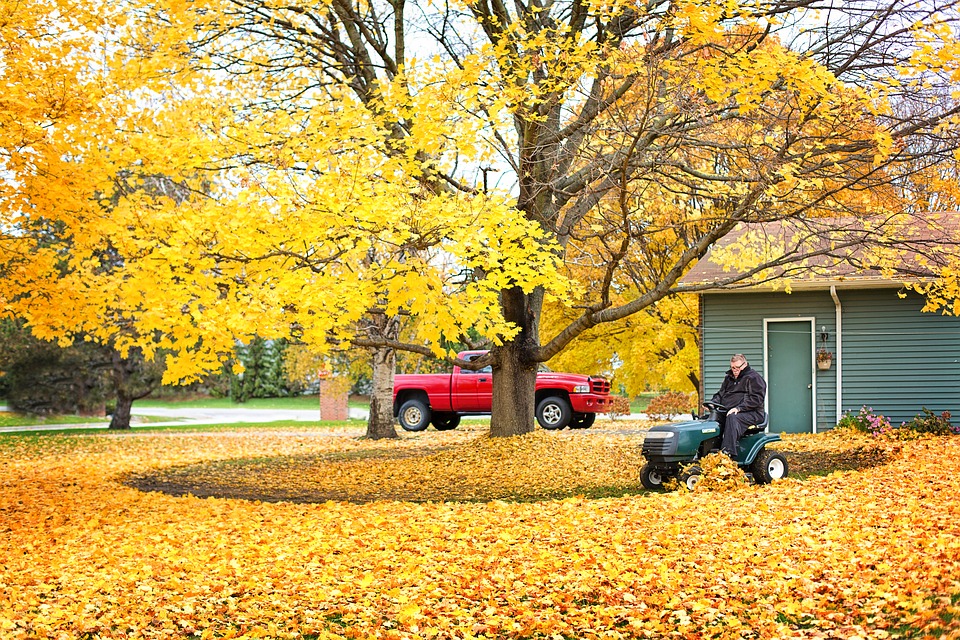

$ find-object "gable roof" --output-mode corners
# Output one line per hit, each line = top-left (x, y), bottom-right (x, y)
(679, 212), (960, 293)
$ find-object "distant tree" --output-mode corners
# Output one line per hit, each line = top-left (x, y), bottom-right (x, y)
(0, 320), (162, 426)
(230, 337), (299, 402)
(0, 333), (111, 416)
(542, 294), (700, 400)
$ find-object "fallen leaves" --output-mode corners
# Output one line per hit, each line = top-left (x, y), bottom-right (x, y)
(0, 425), (959, 639)
(683, 453), (748, 492)
(127, 425), (651, 503)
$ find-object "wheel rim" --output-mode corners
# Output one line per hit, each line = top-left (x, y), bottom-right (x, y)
(685, 475), (700, 491)
(767, 457), (786, 479)
(542, 404), (562, 425)
(403, 407), (422, 425)
(647, 470), (662, 486)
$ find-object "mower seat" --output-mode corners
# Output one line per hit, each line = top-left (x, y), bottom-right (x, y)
(742, 412), (769, 435)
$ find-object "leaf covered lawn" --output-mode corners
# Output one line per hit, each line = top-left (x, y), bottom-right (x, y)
(1, 424), (959, 639)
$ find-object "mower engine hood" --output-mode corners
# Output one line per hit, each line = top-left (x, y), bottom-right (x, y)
(641, 418), (721, 462)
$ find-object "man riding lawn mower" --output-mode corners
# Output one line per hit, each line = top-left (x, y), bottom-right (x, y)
(639, 401), (789, 490)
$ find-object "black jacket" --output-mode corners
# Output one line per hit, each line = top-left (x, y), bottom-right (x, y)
(711, 365), (766, 413)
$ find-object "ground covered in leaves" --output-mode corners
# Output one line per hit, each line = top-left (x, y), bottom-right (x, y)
(1, 422), (959, 639)
(123, 423), (892, 504)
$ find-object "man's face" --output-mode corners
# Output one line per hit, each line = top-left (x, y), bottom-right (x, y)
(730, 359), (747, 378)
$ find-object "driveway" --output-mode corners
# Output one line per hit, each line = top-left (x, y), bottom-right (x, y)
(130, 405), (371, 425)
(0, 405), (371, 433)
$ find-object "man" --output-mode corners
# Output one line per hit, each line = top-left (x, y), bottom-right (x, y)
(709, 354), (767, 457)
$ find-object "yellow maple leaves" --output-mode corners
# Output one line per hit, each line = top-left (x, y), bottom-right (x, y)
(1, 426), (959, 638)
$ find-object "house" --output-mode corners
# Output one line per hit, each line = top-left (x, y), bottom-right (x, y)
(680, 215), (960, 433)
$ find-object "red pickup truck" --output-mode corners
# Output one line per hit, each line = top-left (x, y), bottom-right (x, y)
(392, 350), (614, 431)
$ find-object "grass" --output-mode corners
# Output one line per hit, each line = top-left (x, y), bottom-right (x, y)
(0, 419), (359, 437)
(0, 393), (370, 433)
(630, 392), (659, 413)
(0, 411), (109, 427)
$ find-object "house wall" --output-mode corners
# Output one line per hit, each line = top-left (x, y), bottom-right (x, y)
(702, 288), (960, 430)
(701, 290), (837, 431)
(838, 289), (960, 424)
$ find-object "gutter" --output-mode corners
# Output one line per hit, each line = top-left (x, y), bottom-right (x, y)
(830, 285), (842, 423)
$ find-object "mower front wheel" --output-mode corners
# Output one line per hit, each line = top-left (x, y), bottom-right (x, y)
(751, 449), (788, 484)
(679, 465), (702, 491)
(640, 464), (668, 491)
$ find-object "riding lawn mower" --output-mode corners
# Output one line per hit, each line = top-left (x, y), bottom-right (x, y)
(640, 401), (789, 490)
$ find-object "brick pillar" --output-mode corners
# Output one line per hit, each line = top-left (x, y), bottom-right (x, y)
(318, 377), (348, 421)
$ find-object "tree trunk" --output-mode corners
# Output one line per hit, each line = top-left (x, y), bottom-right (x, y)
(688, 372), (702, 408)
(489, 344), (538, 437)
(489, 286), (542, 437)
(365, 306), (401, 439)
(109, 394), (133, 430)
(107, 347), (161, 431)
(366, 345), (399, 439)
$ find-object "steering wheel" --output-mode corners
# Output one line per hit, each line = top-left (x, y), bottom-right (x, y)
(700, 401), (727, 420)
(702, 401), (727, 411)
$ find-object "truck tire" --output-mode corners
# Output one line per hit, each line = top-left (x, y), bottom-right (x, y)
(570, 412), (596, 429)
(398, 398), (431, 432)
(431, 412), (461, 431)
(536, 396), (572, 430)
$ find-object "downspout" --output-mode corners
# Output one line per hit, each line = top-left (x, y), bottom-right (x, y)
(830, 285), (842, 423)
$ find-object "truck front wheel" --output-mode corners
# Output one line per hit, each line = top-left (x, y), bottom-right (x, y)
(536, 396), (572, 430)
(398, 399), (431, 431)
(570, 412), (596, 429)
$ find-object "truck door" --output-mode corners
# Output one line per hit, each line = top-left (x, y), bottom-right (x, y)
(453, 356), (493, 412)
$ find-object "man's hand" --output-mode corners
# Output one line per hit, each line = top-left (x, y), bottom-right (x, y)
(728, 407), (740, 415)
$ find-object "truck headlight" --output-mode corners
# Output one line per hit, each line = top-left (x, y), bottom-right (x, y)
(573, 384), (589, 393)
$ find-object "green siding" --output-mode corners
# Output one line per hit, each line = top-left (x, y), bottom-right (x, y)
(837, 289), (960, 423)
(702, 291), (838, 432)
(703, 288), (960, 430)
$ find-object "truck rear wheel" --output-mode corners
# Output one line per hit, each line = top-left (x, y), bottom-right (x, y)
(536, 396), (572, 430)
(398, 399), (430, 431)
(431, 412), (461, 431)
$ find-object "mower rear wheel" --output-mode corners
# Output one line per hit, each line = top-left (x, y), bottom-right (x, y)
(751, 449), (788, 484)
(640, 464), (666, 491)
(679, 466), (702, 491)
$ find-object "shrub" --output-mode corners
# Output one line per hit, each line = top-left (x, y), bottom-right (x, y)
(646, 391), (696, 420)
(836, 406), (893, 437)
(608, 396), (632, 419)
(901, 408), (958, 436)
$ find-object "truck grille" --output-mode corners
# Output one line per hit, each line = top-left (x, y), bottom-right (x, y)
(590, 378), (611, 394)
